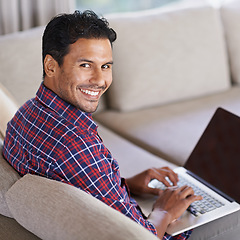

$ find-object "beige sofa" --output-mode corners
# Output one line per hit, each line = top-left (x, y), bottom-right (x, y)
(0, 0), (240, 239)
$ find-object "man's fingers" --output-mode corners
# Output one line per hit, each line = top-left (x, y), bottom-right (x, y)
(178, 185), (203, 204)
(179, 185), (194, 196)
(191, 194), (203, 201)
(185, 194), (203, 207)
(152, 167), (179, 186)
(160, 177), (172, 188)
(161, 167), (179, 182)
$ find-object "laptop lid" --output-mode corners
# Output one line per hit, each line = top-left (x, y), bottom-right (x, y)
(184, 107), (240, 203)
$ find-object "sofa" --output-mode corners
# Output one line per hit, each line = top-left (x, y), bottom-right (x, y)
(0, 0), (240, 239)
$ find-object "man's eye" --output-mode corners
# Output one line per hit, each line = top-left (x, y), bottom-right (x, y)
(80, 63), (90, 68)
(102, 64), (111, 69)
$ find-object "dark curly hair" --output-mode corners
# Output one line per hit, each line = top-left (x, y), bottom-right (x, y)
(42, 10), (117, 78)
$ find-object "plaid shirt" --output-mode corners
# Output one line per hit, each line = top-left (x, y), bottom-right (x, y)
(3, 83), (191, 239)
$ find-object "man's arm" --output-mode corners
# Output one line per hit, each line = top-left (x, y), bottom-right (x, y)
(52, 134), (158, 235)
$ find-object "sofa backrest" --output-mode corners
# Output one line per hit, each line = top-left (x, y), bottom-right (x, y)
(0, 26), (44, 106)
(220, 0), (240, 85)
(0, 1), (232, 113)
(105, 1), (230, 112)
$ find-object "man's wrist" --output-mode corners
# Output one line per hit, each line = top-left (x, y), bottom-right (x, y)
(149, 208), (172, 224)
(147, 209), (172, 239)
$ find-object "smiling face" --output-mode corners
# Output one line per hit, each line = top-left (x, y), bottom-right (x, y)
(43, 38), (113, 113)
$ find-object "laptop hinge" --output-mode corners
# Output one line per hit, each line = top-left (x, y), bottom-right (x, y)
(186, 170), (235, 203)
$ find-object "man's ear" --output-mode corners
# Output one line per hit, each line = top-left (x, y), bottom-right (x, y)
(44, 55), (58, 78)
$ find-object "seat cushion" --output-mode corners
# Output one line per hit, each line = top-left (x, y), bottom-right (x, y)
(97, 122), (177, 179)
(6, 174), (158, 240)
(95, 87), (240, 166)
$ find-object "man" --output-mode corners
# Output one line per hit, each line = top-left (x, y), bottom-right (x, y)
(3, 10), (201, 239)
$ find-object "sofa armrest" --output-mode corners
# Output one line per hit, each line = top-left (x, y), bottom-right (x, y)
(0, 140), (20, 218)
(6, 174), (158, 240)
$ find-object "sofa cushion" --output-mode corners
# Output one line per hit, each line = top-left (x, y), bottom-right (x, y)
(6, 174), (158, 240)
(0, 214), (41, 240)
(95, 86), (240, 166)
(96, 122), (177, 178)
(0, 26), (44, 106)
(0, 139), (20, 218)
(220, 0), (240, 84)
(105, 1), (230, 112)
(0, 82), (19, 137)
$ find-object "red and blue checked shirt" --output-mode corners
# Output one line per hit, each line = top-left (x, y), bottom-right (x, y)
(3, 83), (191, 239)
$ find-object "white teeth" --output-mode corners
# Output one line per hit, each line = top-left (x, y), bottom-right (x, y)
(80, 89), (99, 96)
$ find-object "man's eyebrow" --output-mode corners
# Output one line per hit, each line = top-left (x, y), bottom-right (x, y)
(77, 58), (94, 63)
(77, 59), (113, 65)
(106, 61), (114, 65)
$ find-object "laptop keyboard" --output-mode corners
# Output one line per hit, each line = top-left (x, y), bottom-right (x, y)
(150, 175), (225, 216)
(178, 175), (224, 216)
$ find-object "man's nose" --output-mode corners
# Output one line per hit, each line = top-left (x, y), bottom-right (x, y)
(90, 68), (105, 86)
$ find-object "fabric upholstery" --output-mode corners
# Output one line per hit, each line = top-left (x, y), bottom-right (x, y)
(95, 86), (240, 166)
(0, 82), (20, 218)
(0, 214), (40, 240)
(97, 122), (177, 178)
(6, 174), (158, 240)
(0, 140), (20, 218)
(104, 2), (230, 111)
(220, 0), (240, 84)
(0, 82), (19, 137)
(0, 26), (44, 106)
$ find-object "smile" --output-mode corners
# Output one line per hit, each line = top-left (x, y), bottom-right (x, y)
(80, 89), (100, 96)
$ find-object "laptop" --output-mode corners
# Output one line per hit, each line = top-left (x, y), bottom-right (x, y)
(148, 107), (240, 236)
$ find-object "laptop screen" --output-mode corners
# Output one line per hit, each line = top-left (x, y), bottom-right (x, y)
(184, 108), (240, 203)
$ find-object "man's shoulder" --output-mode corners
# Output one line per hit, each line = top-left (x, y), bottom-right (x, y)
(7, 95), (91, 147)
(10, 98), (66, 135)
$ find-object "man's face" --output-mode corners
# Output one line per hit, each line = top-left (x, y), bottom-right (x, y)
(47, 38), (113, 113)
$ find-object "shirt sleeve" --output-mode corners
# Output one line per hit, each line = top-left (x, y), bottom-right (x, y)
(52, 130), (157, 235)
(163, 230), (193, 240)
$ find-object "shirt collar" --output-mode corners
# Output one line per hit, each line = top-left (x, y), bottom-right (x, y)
(36, 83), (98, 132)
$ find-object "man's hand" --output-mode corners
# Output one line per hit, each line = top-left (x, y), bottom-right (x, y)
(148, 186), (202, 239)
(153, 185), (203, 222)
(125, 167), (179, 196)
